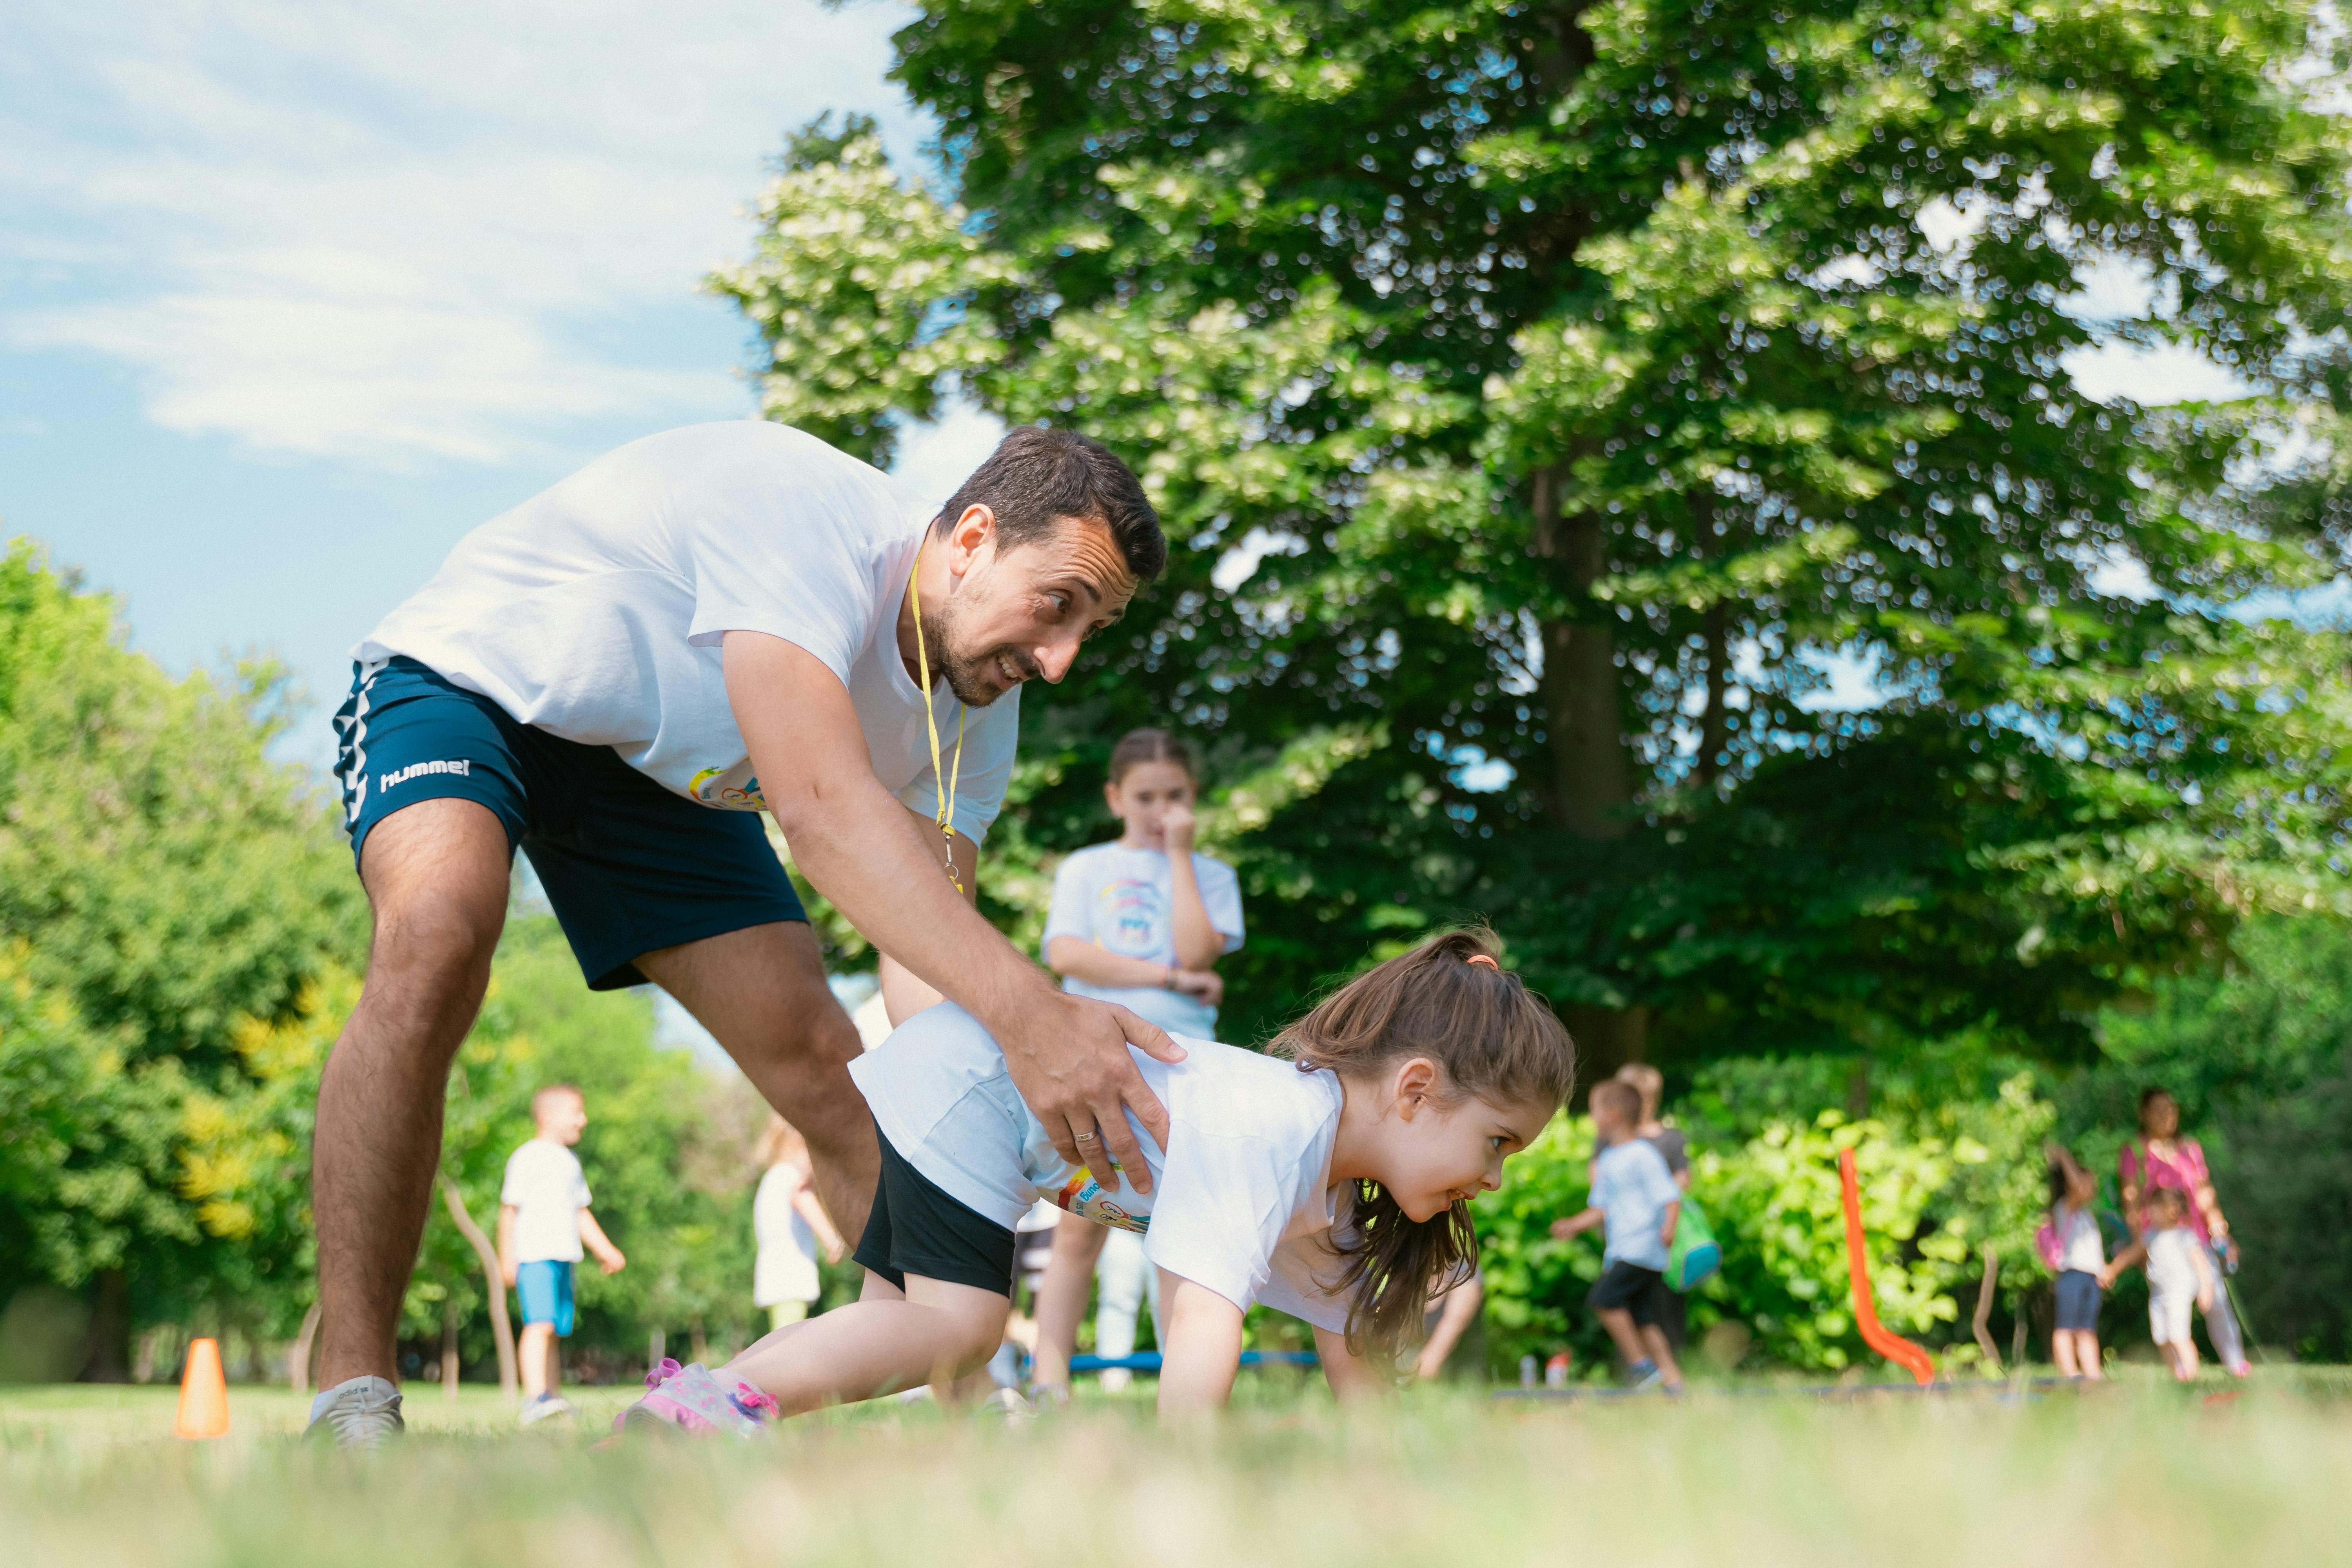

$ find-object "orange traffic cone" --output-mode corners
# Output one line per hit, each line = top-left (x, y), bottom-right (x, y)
(173, 1337), (231, 1439)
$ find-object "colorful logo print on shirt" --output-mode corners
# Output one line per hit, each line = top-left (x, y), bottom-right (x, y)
(1051, 1169), (1149, 1234)
(1094, 878), (1170, 959)
(689, 760), (768, 811)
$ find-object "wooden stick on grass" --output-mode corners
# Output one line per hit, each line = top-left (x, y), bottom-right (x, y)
(437, 1174), (519, 1399)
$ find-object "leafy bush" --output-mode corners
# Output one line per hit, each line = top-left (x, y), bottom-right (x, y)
(1475, 1076), (2049, 1376)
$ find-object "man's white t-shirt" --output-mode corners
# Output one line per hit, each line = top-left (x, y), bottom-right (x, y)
(356, 421), (1019, 843)
(501, 1140), (592, 1264)
(847, 1002), (1353, 1332)
(1043, 843), (1245, 1038)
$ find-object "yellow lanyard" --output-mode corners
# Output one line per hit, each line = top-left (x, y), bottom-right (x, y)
(909, 548), (966, 893)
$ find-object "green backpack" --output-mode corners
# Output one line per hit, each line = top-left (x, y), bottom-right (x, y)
(1666, 1196), (1722, 1292)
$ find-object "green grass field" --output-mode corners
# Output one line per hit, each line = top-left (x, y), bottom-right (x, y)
(2, 1373), (2344, 1565)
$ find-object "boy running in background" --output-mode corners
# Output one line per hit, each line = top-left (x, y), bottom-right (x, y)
(1552, 1080), (1684, 1390)
(498, 1084), (626, 1424)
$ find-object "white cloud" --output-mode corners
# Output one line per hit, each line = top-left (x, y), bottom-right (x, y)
(2, 0), (927, 467)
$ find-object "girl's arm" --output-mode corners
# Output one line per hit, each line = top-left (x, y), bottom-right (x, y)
(790, 1181), (847, 1262)
(1156, 1272), (1246, 1417)
(1316, 1323), (1386, 1401)
(2117, 1147), (2144, 1233)
(1159, 809), (1224, 970)
(1047, 935), (1188, 991)
(1416, 1275), (1485, 1381)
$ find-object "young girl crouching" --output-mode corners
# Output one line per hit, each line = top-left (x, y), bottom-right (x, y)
(618, 931), (1575, 1431)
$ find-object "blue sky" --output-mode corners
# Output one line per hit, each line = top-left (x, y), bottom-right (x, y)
(1, 0), (1003, 775)
(3, 0), (2295, 788)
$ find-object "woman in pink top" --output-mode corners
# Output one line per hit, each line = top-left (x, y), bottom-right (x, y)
(2118, 1088), (2249, 1375)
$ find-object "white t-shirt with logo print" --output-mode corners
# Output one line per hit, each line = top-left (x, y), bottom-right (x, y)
(846, 1002), (1354, 1332)
(356, 421), (1020, 844)
(1043, 843), (1245, 1038)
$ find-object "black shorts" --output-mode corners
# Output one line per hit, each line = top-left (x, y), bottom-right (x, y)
(853, 1125), (1018, 1298)
(1587, 1261), (1670, 1327)
(333, 657), (806, 990)
(2054, 1269), (2103, 1332)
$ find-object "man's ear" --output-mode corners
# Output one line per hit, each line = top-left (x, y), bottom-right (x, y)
(1393, 1057), (1440, 1120)
(946, 503), (997, 576)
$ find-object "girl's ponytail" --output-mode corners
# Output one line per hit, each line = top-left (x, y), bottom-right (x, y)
(1272, 929), (1577, 1368)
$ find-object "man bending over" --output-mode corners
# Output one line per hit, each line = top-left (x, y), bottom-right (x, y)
(307, 421), (1174, 1445)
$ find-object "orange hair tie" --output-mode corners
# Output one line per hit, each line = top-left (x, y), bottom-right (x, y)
(1465, 954), (1499, 970)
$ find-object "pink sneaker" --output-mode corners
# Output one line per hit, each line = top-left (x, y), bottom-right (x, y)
(613, 1359), (779, 1439)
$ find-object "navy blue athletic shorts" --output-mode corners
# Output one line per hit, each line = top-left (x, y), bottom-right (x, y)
(2053, 1269), (2103, 1332)
(331, 656), (806, 990)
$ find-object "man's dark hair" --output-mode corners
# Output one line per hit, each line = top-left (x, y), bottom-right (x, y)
(934, 426), (1165, 582)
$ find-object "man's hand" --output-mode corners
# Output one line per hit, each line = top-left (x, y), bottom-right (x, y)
(999, 993), (1185, 1195)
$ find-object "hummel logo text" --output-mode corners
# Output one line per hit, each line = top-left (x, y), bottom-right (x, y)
(380, 759), (472, 789)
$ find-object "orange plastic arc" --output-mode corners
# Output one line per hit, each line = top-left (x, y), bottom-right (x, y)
(1837, 1147), (1936, 1386)
(174, 1336), (232, 1438)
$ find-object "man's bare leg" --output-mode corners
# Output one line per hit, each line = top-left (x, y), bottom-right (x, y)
(314, 799), (512, 1390)
(634, 922), (878, 1240)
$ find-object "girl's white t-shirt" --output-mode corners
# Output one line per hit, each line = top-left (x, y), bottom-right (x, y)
(2056, 1204), (2105, 1273)
(2145, 1227), (2206, 1302)
(1043, 843), (1245, 1037)
(753, 1161), (821, 1307)
(355, 421), (1020, 843)
(847, 1002), (1353, 1331)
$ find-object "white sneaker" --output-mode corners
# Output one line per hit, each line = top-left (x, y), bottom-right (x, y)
(517, 1393), (574, 1425)
(305, 1376), (405, 1449)
(971, 1387), (1038, 1423)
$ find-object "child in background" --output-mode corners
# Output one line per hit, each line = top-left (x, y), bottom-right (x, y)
(615, 932), (1576, 1433)
(2041, 1144), (2107, 1380)
(2112, 1186), (2218, 1381)
(1031, 728), (1244, 1397)
(498, 1084), (626, 1425)
(753, 1116), (846, 1333)
(1551, 1080), (1684, 1391)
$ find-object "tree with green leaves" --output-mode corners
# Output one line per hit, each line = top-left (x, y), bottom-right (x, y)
(0, 539), (365, 1374)
(712, 0), (2352, 1074)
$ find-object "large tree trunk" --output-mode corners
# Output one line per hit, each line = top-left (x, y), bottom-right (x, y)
(1532, 468), (1633, 841)
(1698, 601), (1730, 788)
(1531, 465), (1649, 1070)
(79, 1267), (130, 1383)
(437, 1174), (518, 1399)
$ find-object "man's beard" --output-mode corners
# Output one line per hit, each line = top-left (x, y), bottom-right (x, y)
(928, 597), (1036, 707)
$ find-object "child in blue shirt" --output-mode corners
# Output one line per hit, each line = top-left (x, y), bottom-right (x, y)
(1552, 1079), (1684, 1390)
